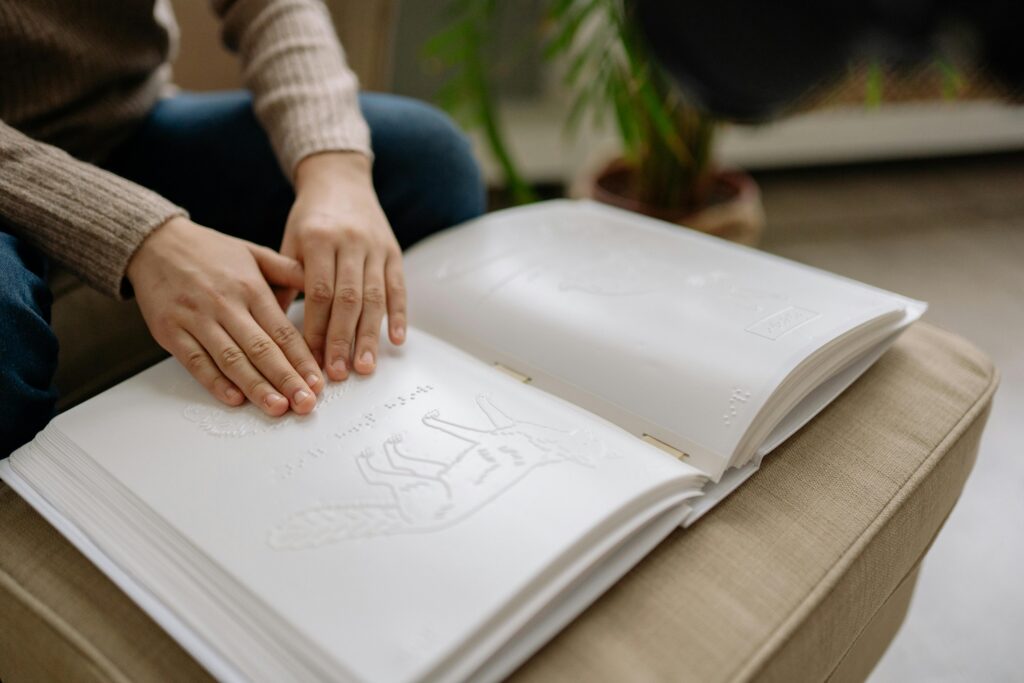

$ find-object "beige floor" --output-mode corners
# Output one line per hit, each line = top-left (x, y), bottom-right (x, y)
(757, 154), (1024, 682)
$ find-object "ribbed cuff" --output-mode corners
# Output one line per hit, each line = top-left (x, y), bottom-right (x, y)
(219, 0), (373, 180)
(0, 121), (187, 299)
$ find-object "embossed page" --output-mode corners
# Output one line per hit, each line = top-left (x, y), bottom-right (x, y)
(403, 200), (924, 477)
(43, 331), (702, 681)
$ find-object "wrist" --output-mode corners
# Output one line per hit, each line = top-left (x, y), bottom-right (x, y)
(294, 151), (373, 196)
(127, 215), (192, 284)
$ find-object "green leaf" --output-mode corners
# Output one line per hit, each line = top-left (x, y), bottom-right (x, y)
(543, 0), (599, 59)
(865, 61), (883, 108)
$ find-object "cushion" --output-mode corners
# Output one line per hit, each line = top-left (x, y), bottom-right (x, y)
(49, 268), (164, 411)
(0, 322), (997, 682)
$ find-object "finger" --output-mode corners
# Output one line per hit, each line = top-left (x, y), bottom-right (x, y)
(276, 231), (300, 312)
(302, 242), (336, 369)
(249, 244), (305, 290)
(168, 330), (244, 406)
(384, 252), (407, 345)
(220, 312), (318, 414)
(275, 287), (298, 314)
(353, 254), (387, 374)
(324, 250), (364, 380)
(193, 323), (291, 417)
(250, 295), (324, 397)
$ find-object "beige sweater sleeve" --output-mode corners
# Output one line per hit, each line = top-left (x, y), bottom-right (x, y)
(0, 119), (186, 299)
(213, 0), (372, 178)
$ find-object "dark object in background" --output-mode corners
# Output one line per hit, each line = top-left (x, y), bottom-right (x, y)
(634, 0), (1024, 122)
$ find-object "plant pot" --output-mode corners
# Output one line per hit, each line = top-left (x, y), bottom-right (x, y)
(573, 159), (767, 246)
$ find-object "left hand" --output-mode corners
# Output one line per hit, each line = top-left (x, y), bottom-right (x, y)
(280, 152), (407, 381)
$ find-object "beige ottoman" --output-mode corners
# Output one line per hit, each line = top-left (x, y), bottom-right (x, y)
(0, 321), (996, 682)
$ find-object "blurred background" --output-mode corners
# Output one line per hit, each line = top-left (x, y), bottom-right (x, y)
(171, 1), (1024, 680)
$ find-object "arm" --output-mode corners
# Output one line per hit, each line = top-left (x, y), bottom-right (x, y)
(0, 118), (323, 417)
(0, 118), (183, 298)
(213, 0), (407, 380)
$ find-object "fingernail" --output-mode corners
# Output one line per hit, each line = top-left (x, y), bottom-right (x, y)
(264, 393), (286, 409)
(331, 358), (347, 376)
(394, 325), (406, 342)
(294, 389), (311, 405)
(360, 350), (374, 368)
(226, 387), (242, 402)
(305, 373), (321, 388)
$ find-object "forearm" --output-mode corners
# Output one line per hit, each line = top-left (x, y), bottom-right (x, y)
(0, 119), (185, 298)
(212, 0), (372, 180)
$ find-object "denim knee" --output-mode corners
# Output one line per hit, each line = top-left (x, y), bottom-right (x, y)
(363, 94), (487, 248)
(0, 234), (58, 455)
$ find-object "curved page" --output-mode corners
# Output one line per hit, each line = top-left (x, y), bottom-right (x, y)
(403, 200), (918, 478)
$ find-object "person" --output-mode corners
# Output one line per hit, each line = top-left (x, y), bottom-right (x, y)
(0, 0), (486, 455)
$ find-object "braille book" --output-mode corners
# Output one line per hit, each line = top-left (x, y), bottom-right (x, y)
(2, 200), (924, 682)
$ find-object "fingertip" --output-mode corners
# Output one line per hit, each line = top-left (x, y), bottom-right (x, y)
(355, 350), (376, 375)
(263, 392), (289, 416)
(327, 358), (348, 381)
(291, 388), (317, 414)
(305, 372), (324, 395)
(390, 324), (406, 345)
(216, 379), (244, 406)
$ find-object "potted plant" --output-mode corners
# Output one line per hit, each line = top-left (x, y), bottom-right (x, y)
(425, 0), (766, 244)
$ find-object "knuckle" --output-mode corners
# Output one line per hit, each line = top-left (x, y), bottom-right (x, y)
(174, 293), (199, 311)
(309, 279), (333, 304)
(246, 334), (275, 360)
(237, 278), (262, 298)
(220, 345), (246, 368)
(203, 288), (230, 314)
(304, 223), (337, 243)
(339, 225), (365, 244)
(362, 286), (386, 308)
(335, 287), (361, 308)
(386, 281), (407, 302)
(184, 350), (208, 374)
(270, 324), (298, 346)
(327, 336), (352, 354)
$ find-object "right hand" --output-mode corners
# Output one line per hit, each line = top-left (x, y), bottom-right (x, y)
(127, 216), (323, 416)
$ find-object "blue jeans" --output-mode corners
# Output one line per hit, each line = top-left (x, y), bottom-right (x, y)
(0, 92), (485, 455)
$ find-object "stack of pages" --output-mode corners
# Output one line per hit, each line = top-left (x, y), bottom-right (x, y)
(2, 200), (925, 682)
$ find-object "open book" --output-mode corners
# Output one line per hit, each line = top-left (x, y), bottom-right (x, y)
(2, 200), (924, 682)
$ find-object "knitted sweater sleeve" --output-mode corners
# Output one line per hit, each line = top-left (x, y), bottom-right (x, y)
(0, 118), (186, 298)
(212, 0), (372, 178)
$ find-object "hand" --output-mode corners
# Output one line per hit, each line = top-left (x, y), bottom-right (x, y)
(281, 152), (407, 381)
(127, 217), (323, 416)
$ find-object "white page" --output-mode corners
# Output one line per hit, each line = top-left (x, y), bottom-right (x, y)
(35, 331), (700, 682)
(403, 200), (914, 476)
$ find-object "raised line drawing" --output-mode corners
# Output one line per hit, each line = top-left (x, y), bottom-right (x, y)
(268, 395), (607, 548)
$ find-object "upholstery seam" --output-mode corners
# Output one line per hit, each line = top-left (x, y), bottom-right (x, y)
(0, 567), (133, 683)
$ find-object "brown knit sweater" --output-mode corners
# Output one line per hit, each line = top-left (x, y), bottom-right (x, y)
(0, 0), (371, 298)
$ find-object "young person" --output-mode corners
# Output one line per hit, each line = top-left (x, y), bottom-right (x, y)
(0, 1), (486, 455)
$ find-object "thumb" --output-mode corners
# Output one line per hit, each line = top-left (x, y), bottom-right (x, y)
(249, 244), (305, 291)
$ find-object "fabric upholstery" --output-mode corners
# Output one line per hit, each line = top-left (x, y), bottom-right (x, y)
(513, 322), (996, 682)
(0, 322), (997, 682)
